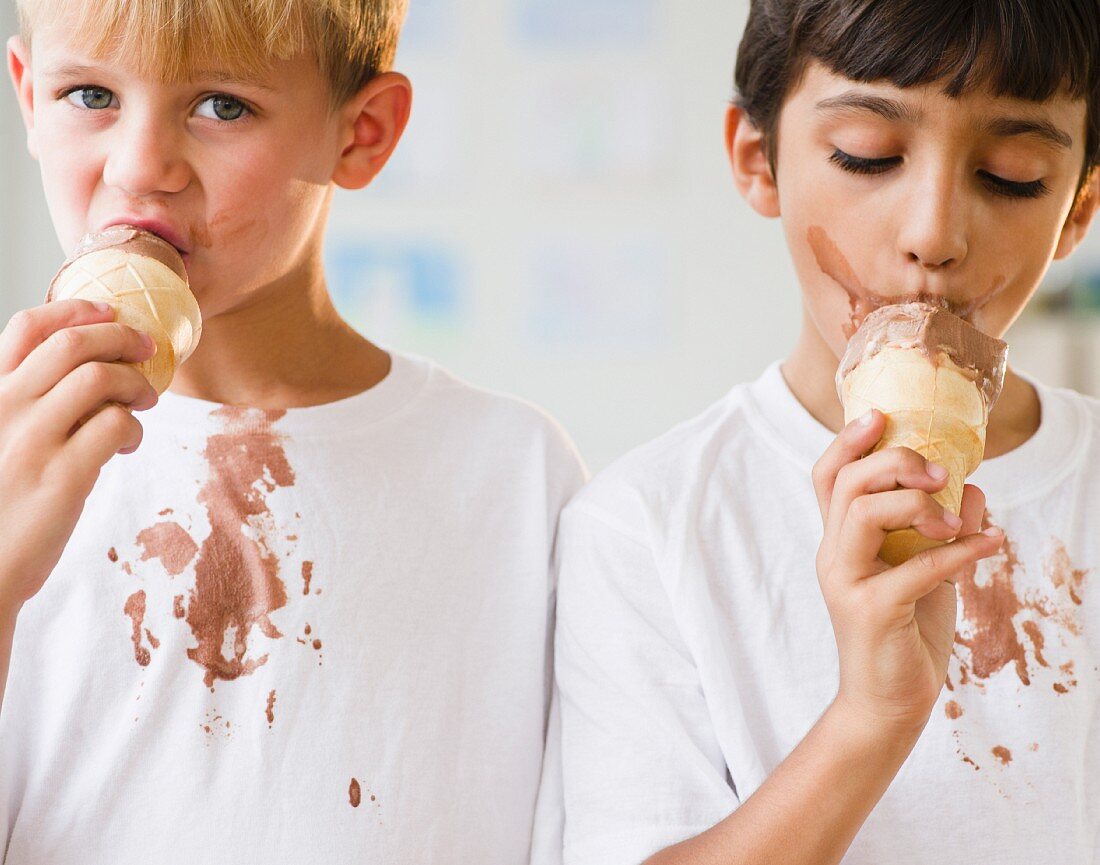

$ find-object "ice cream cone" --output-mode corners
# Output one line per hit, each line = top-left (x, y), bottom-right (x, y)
(837, 303), (1007, 566)
(48, 227), (201, 394)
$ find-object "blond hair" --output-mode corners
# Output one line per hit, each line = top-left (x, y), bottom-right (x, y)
(17, 0), (407, 108)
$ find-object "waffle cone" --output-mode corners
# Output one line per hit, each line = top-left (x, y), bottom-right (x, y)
(841, 347), (987, 566)
(49, 248), (201, 394)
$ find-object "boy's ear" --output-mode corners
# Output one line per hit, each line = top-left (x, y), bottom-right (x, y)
(725, 104), (779, 218)
(7, 36), (38, 160)
(332, 72), (412, 191)
(1053, 169), (1100, 260)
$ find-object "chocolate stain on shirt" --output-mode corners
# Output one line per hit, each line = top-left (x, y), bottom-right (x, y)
(108, 547), (119, 563)
(302, 561), (313, 595)
(945, 701), (963, 720)
(123, 590), (152, 667)
(129, 405), (300, 689)
(349, 778), (362, 808)
(184, 406), (295, 688)
(948, 525), (1090, 769)
(266, 690), (277, 727)
(137, 523), (199, 576)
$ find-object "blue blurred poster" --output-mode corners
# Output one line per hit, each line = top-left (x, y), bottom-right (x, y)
(327, 241), (466, 343)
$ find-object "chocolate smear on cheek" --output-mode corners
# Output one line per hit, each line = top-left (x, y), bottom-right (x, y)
(349, 778), (361, 808)
(184, 407), (295, 688)
(807, 226), (877, 338)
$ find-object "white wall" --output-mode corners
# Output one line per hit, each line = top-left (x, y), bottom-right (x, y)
(3, 0), (1099, 471)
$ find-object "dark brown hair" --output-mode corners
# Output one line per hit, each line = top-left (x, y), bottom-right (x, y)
(734, 0), (1100, 187)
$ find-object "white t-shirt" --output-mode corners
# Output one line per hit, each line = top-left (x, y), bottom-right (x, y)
(553, 362), (1099, 865)
(0, 350), (585, 865)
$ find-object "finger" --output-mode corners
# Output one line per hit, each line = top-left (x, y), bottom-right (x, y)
(824, 446), (951, 555)
(37, 362), (158, 441)
(873, 524), (1004, 605)
(833, 488), (965, 577)
(13, 321), (158, 400)
(812, 409), (886, 521)
(60, 403), (145, 474)
(0, 300), (116, 375)
(957, 484), (987, 538)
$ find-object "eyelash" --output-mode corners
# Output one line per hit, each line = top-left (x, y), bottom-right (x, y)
(58, 85), (253, 124)
(828, 148), (1051, 200)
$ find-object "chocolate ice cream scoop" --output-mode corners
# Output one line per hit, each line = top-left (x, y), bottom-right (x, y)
(48, 225), (202, 394)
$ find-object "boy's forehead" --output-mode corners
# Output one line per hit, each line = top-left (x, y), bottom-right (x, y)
(29, 12), (297, 90)
(791, 61), (1086, 137)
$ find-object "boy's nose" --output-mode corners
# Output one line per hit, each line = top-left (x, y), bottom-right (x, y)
(896, 177), (969, 271)
(102, 116), (191, 198)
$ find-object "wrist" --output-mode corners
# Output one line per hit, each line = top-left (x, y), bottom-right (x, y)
(824, 697), (928, 760)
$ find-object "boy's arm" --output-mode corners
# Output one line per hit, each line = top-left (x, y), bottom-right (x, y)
(0, 300), (159, 712)
(643, 412), (1003, 865)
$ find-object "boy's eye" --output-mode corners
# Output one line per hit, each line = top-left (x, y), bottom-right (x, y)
(65, 86), (116, 110)
(828, 148), (901, 176)
(977, 171), (1050, 200)
(830, 149), (1051, 201)
(195, 95), (249, 122)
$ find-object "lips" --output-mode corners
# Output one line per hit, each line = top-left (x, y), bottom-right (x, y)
(100, 218), (190, 255)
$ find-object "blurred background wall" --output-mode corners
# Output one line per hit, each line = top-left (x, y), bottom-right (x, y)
(2, 0), (1099, 470)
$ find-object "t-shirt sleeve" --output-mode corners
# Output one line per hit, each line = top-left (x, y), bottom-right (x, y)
(555, 501), (739, 865)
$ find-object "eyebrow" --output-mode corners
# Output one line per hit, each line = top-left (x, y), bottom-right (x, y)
(815, 93), (920, 123)
(816, 92), (1074, 151)
(42, 63), (276, 92)
(983, 117), (1072, 150)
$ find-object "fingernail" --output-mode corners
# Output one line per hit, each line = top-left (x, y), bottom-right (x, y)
(140, 333), (157, 354)
(944, 510), (963, 530)
(93, 301), (112, 313)
(859, 410), (875, 427)
(983, 527), (1004, 538)
(927, 462), (949, 481)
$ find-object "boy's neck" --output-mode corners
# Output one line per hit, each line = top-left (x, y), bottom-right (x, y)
(782, 311), (1041, 460)
(167, 256), (391, 410)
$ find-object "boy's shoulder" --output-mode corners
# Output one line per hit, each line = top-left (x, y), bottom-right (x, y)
(567, 371), (771, 528)
(408, 351), (586, 470)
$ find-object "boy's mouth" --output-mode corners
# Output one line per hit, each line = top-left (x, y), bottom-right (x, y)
(102, 217), (190, 257)
(806, 226), (1003, 335)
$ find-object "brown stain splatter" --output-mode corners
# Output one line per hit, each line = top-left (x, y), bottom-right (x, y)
(992, 746), (1012, 765)
(173, 595), (186, 618)
(137, 522), (199, 576)
(1047, 541), (1087, 608)
(108, 547), (119, 563)
(312, 639), (322, 651)
(1053, 683), (1069, 694)
(945, 701), (963, 720)
(266, 690), (277, 727)
(159, 508), (173, 516)
(145, 628), (160, 649)
(302, 561), (313, 595)
(349, 778), (361, 808)
(123, 590), (152, 667)
(962, 755), (980, 770)
(304, 623), (312, 636)
(122, 562), (133, 576)
(1021, 620), (1049, 668)
(182, 406), (295, 688)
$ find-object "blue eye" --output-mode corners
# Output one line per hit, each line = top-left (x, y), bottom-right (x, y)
(65, 86), (115, 110)
(196, 94), (249, 122)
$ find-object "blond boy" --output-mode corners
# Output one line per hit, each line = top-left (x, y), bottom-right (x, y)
(0, 1), (583, 861)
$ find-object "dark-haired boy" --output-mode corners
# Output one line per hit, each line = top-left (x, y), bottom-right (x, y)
(553, 1), (1100, 863)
